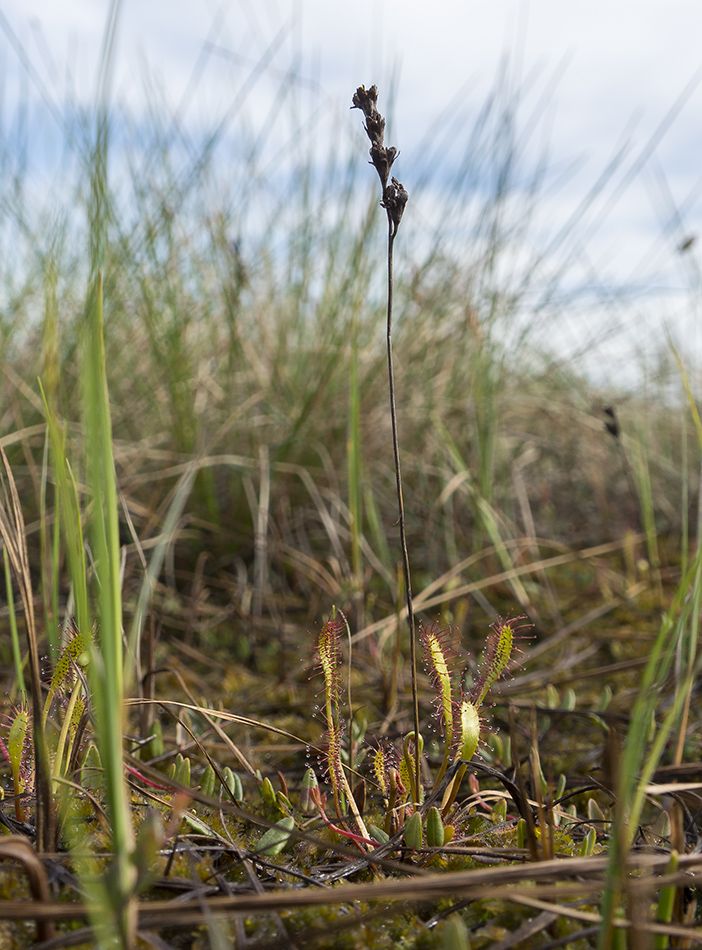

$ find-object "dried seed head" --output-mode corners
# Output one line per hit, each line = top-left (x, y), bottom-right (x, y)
(381, 176), (408, 229)
(365, 112), (386, 147)
(369, 143), (397, 190)
(352, 84), (379, 121)
(352, 84), (408, 231)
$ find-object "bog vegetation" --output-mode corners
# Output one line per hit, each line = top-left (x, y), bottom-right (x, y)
(0, 11), (702, 950)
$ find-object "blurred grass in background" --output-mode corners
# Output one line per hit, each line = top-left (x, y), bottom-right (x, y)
(0, 28), (695, 661)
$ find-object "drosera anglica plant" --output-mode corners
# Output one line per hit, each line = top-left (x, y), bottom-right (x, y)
(308, 610), (375, 849)
(311, 608), (528, 851)
(0, 620), (92, 826)
(313, 611), (346, 819)
(423, 615), (530, 820)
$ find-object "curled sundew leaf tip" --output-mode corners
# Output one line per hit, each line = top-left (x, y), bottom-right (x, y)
(472, 615), (532, 707)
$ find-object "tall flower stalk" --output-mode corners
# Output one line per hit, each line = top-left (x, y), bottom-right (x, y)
(351, 86), (419, 802)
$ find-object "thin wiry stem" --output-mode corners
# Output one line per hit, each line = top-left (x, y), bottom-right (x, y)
(385, 217), (420, 805)
(352, 83), (419, 804)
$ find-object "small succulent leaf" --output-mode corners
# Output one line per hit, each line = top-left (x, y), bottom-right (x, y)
(517, 818), (527, 850)
(491, 798), (507, 823)
(223, 767), (244, 802)
(580, 826), (597, 856)
(562, 687), (576, 711)
(255, 816), (295, 856)
(403, 812), (423, 851)
(300, 768), (318, 814)
(260, 776), (277, 809)
(598, 685), (613, 712)
(426, 806), (445, 848)
(182, 812), (217, 837)
(367, 823), (390, 845)
(441, 915), (470, 950)
(276, 791), (292, 813)
(174, 754), (191, 787)
(141, 720), (164, 760)
(200, 765), (216, 798)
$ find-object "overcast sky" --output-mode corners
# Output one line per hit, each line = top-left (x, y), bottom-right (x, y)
(2, 0), (702, 377)
(4, 1), (700, 166)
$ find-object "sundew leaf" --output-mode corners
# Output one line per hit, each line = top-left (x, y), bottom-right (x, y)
(44, 624), (89, 720)
(8, 710), (29, 790)
(317, 617), (344, 700)
(373, 745), (390, 799)
(457, 700), (480, 762)
(422, 624), (455, 734)
(473, 617), (516, 707)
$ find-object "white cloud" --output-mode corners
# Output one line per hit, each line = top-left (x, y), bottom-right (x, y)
(2, 0), (702, 371)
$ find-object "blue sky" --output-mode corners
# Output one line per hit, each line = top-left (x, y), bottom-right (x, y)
(3, 1), (702, 378)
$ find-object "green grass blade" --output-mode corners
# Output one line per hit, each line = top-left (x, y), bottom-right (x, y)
(3, 546), (26, 702)
(39, 381), (90, 640)
(81, 270), (136, 948)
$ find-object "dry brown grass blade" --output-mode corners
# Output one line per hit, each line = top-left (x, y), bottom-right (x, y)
(125, 698), (310, 758)
(132, 683), (261, 781)
(0, 444), (53, 852)
(280, 545), (342, 596)
(525, 599), (620, 662)
(0, 423), (48, 449)
(354, 535), (642, 644)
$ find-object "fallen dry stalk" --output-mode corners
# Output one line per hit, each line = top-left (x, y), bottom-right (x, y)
(3, 851), (702, 938)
